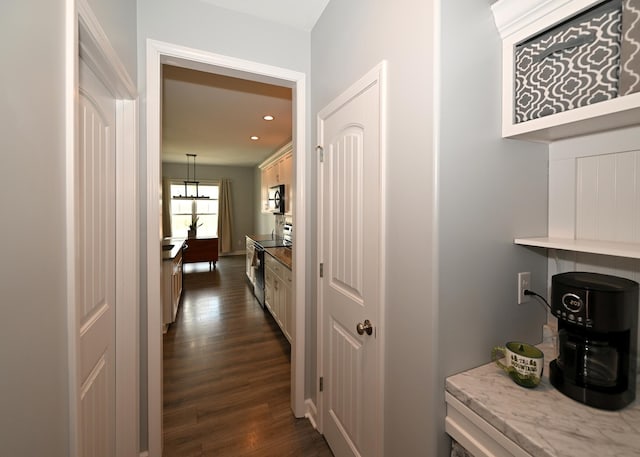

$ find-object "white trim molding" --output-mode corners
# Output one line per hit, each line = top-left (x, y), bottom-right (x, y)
(305, 399), (319, 430)
(145, 39), (307, 457)
(491, 0), (573, 39)
(259, 141), (293, 170)
(76, 0), (136, 98)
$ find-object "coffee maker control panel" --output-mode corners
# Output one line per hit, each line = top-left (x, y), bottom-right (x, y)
(562, 293), (582, 312)
(552, 271), (639, 333)
(554, 292), (593, 328)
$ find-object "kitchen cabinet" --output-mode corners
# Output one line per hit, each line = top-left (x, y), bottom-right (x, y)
(280, 153), (293, 215)
(259, 142), (293, 214)
(263, 152), (291, 187)
(245, 236), (256, 287)
(162, 245), (183, 333)
(264, 252), (293, 343)
(183, 237), (218, 269)
(491, 0), (640, 142)
(445, 342), (640, 457)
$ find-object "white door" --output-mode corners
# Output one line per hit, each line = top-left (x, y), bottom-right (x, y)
(319, 63), (385, 457)
(76, 58), (117, 457)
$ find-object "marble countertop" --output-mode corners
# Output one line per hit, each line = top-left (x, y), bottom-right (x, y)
(446, 343), (640, 457)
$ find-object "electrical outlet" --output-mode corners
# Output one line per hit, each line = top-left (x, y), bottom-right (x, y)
(518, 272), (531, 304)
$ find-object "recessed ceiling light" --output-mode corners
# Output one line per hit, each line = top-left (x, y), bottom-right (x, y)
(250, 136), (259, 141)
(263, 115), (274, 121)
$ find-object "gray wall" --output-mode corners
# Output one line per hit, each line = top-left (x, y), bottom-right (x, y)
(0, 3), (68, 455)
(312, 1), (439, 454)
(162, 162), (256, 252)
(312, 0), (548, 455)
(137, 0), (311, 448)
(0, 0), (137, 456)
(437, 0), (548, 455)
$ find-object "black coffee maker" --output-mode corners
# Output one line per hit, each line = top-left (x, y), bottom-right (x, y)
(549, 272), (639, 410)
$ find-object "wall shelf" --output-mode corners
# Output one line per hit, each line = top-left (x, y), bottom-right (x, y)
(515, 237), (640, 259)
(492, 0), (640, 143)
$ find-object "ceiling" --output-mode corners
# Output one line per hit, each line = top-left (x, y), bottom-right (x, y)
(198, 0), (330, 32)
(162, 65), (293, 167)
(162, 1), (331, 168)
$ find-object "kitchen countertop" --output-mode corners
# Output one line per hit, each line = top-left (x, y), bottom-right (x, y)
(246, 234), (292, 270)
(446, 343), (640, 457)
(247, 233), (283, 243)
(162, 237), (185, 260)
(264, 247), (292, 270)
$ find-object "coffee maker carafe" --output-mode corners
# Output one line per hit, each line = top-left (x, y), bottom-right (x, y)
(549, 272), (638, 410)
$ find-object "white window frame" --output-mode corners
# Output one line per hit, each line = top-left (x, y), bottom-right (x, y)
(169, 179), (220, 238)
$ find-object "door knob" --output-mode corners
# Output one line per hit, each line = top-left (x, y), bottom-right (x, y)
(356, 319), (373, 336)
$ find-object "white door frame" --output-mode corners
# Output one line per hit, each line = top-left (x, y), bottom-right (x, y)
(65, 0), (139, 456)
(145, 39), (307, 456)
(315, 62), (387, 450)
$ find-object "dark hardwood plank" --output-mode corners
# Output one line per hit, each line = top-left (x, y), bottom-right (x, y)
(163, 256), (333, 457)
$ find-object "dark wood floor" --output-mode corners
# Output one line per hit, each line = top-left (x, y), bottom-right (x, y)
(163, 256), (333, 457)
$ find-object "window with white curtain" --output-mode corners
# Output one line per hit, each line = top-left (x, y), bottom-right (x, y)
(170, 182), (219, 238)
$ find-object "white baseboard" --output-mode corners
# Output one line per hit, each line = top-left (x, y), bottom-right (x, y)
(305, 398), (319, 430)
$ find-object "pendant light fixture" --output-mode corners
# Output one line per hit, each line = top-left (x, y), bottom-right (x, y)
(174, 153), (209, 199)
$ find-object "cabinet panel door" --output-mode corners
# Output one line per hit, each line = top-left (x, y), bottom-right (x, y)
(280, 153), (293, 185)
(284, 271), (292, 341)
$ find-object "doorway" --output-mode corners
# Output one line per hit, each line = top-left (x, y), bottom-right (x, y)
(145, 40), (307, 456)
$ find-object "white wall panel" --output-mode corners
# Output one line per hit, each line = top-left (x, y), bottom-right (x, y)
(549, 158), (576, 239)
(548, 128), (640, 347)
(576, 151), (640, 243)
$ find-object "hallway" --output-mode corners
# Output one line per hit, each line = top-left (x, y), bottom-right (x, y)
(162, 255), (333, 456)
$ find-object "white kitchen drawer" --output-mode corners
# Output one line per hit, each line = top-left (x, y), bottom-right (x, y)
(445, 393), (532, 457)
(265, 254), (283, 278)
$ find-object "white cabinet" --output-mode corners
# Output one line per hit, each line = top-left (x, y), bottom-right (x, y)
(162, 247), (183, 333)
(245, 236), (256, 287)
(280, 153), (293, 215)
(266, 154), (291, 186)
(491, 2), (640, 261)
(445, 393), (532, 457)
(259, 142), (293, 214)
(492, 0), (640, 142)
(264, 253), (293, 343)
(263, 161), (279, 189)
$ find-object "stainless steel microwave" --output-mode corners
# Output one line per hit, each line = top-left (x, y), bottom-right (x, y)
(267, 184), (285, 214)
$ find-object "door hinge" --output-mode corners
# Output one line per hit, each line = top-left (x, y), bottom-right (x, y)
(316, 145), (324, 162)
(319, 376), (324, 392)
(319, 263), (324, 278)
